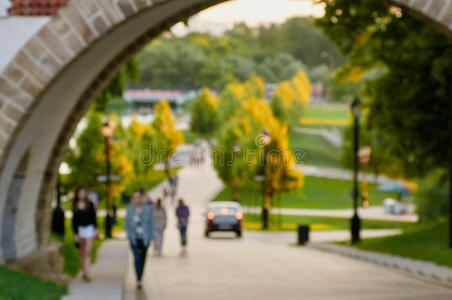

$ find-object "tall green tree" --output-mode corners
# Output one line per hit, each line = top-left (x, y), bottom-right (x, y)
(317, 0), (452, 177)
(190, 88), (220, 136)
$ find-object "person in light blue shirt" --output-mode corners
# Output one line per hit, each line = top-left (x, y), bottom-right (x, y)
(126, 191), (154, 289)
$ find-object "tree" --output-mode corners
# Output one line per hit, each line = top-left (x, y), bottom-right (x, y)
(136, 40), (209, 89)
(271, 70), (311, 129)
(212, 76), (305, 212)
(190, 88), (220, 136)
(64, 111), (132, 201)
(316, 0), (452, 177)
(256, 53), (305, 83)
(134, 17), (347, 91)
(258, 17), (346, 69)
(152, 100), (184, 178)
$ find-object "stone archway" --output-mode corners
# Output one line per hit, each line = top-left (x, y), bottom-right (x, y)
(0, 0), (450, 265)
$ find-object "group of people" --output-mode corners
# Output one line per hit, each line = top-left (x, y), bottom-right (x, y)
(71, 185), (190, 289)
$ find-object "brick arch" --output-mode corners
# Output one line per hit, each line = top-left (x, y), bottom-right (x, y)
(0, 0), (450, 264)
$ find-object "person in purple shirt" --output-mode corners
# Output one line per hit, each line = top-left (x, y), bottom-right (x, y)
(175, 199), (190, 256)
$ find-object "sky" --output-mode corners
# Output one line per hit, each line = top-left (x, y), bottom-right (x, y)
(172, 0), (325, 35)
(198, 0), (324, 25)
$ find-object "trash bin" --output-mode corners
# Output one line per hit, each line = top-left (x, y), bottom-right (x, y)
(297, 225), (310, 245)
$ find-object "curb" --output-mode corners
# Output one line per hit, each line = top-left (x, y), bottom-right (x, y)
(309, 243), (452, 287)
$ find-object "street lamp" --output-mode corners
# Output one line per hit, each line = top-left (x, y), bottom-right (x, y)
(233, 141), (241, 202)
(351, 97), (361, 244)
(260, 130), (271, 230)
(102, 121), (114, 238)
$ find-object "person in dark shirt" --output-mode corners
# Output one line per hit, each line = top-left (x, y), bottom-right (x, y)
(175, 198), (190, 256)
(72, 186), (97, 282)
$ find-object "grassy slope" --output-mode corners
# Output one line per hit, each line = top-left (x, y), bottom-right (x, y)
(290, 132), (342, 168)
(0, 266), (66, 300)
(346, 220), (452, 268)
(214, 176), (393, 209)
(58, 219), (103, 277)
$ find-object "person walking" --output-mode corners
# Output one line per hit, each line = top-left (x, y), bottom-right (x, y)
(169, 174), (178, 205)
(72, 187), (98, 282)
(175, 199), (190, 256)
(152, 198), (167, 256)
(126, 191), (154, 289)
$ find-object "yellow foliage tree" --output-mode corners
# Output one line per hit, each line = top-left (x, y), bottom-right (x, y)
(238, 78), (304, 211)
(96, 116), (133, 199)
(274, 70), (311, 108)
(130, 114), (154, 140)
(153, 100), (184, 178)
(153, 100), (184, 152)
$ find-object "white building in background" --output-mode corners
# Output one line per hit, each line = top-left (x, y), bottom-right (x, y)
(123, 89), (198, 111)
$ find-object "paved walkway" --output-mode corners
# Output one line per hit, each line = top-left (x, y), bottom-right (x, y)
(243, 205), (418, 222)
(62, 240), (129, 300)
(311, 243), (452, 286)
(293, 126), (343, 147)
(297, 164), (391, 184)
(123, 161), (452, 300)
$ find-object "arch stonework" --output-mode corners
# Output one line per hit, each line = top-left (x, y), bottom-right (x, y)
(0, 0), (450, 264)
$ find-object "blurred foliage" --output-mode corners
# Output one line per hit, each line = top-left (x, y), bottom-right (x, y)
(416, 169), (449, 222)
(152, 100), (184, 161)
(317, 0), (452, 177)
(204, 74), (308, 210)
(135, 17), (346, 95)
(190, 88), (220, 136)
(63, 111), (132, 201)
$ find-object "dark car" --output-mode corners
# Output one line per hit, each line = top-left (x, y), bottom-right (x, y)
(205, 202), (243, 238)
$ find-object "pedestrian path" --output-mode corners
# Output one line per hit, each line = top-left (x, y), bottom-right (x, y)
(243, 205), (418, 222)
(62, 240), (129, 300)
(293, 126), (343, 147)
(298, 164), (391, 183)
(310, 243), (452, 287)
(123, 161), (452, 300)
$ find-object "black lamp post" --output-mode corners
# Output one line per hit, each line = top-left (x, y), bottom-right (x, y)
(51, 175), (65, 236)
(102, 121), (114, 238)
(449, 70), (452, 249)
(261, 130), (271, 230)
(351, 97), (361, 244)
(233, 141), (241, 202)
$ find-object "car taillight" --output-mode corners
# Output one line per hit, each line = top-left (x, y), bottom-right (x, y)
(207, 212), (215, 221)
(235, 212), (244, 220)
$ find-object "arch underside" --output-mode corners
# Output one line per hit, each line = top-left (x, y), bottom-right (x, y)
(0, 0), (450, 262)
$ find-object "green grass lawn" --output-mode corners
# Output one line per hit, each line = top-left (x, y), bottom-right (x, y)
(298, 123), (348, 130)
(182, 129), (203, 144)
(0, 265), (67, 300)
(214, 176), (393, 209)
(303, 105), (350, 121)
(243, 214), (415, 231)
(58, 216), (126, 277)
(344, 220), (452, 268)
(289, 132), (342, 168)
(55, 219), (103, 277)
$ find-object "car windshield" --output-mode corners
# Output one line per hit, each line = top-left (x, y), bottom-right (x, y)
(210, 207), (238, 215)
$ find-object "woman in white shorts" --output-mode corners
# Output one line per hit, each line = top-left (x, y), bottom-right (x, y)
(72, 187), (98, 281)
